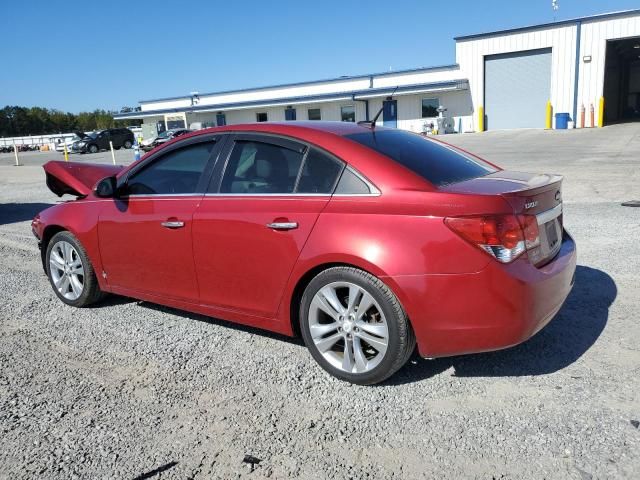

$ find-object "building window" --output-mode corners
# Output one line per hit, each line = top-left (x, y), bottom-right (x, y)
(216, 113), (226, 126)
(256, 112), (268, 122)
(166, 115), (186, 129)
(421, 98), (439, 118)
(341, 105), (356, 122)
(308, 108), (321, 120)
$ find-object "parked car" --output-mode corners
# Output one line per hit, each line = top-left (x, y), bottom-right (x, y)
(55, 132), (87, 153)
(73, 128), (134, 153)
(140, 129), (190, 152)
(34, 122), (576, 385)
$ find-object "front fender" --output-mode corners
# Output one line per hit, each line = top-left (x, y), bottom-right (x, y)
(37, 201), (108, 291)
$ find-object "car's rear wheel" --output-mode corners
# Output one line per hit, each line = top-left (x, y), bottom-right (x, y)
(300, 267), (415, 385)
(88, 144), (99, 154)
(123, 140), (132, 149)
(46, 231), (104, 307)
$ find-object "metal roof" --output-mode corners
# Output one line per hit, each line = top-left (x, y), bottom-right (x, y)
(138, 64), (460, 104)
(114, 80), (468, 120)
(455, 9), (640, 41)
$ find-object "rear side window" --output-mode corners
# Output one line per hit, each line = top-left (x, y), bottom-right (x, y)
(296, 149), (344, 194)
(221, 141), (304, 194)
(335, 168), (371, 194)
(127, 141), (215, 195)
(344, 129), (496, 187)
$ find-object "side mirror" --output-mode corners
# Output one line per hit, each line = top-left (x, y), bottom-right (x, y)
(94, 176), (117, 198)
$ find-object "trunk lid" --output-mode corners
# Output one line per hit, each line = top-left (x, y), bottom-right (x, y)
(441, 170), (564, 265)
(43, 161), (124, 197)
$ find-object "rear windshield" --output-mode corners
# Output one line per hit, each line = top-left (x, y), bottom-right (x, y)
(344, 129), (496, 187)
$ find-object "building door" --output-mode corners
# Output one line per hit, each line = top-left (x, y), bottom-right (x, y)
(285, 108), (297, 121)
(383, 100), (397, 127)
(484, 48), (552, 130)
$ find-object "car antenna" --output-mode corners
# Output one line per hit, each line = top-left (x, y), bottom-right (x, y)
(357, 86), (398, 130)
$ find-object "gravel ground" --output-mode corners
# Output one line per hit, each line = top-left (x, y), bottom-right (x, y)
(1, 125), (639, 479)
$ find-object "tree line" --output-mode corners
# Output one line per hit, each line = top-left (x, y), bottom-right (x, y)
(0, 106), (142, 138)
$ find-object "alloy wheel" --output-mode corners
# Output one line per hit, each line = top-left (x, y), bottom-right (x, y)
(49, 240), (85, 300)
(308, 281), (389, 374)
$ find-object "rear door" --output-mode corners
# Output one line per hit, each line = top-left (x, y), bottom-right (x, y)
(98, 135), (222, 301)
(192, 133), (344, 318)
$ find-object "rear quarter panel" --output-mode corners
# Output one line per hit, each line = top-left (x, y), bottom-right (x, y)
(277, 188), (512, 333)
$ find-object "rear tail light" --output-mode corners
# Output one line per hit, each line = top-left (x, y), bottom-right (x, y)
(445, 214), (540, 263)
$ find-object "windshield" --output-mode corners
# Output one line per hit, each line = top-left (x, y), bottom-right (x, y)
(87, 132), (98, 139)
(157, 131), (171, 139)
(344, 129), (497, 187)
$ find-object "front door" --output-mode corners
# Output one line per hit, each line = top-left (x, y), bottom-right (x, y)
(383, 100), (397, 127)
(192, 134), (344, 319)
(98, 137), (220, 302)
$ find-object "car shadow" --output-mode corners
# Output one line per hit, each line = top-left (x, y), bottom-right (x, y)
(386, 265), (616, 385)
(0, 202), (54, 225)
(139, 302), (304, 347)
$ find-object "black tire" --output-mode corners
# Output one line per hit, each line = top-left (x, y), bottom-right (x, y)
(123, 140), (133, 149)
(45, 231), (105, 307)
(88, 144), (99, 154)
(300, 267), (415, 385)
(114, 146), (121, 150)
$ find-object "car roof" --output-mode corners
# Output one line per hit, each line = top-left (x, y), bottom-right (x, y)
(194, 121), (387, 138)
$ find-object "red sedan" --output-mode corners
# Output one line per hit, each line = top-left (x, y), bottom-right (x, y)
(33, 122), (576, 384)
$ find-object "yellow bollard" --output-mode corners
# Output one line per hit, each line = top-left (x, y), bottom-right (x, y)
(63, 141), (69, 162)
(545, 101), (553, 129)
(598, 96), (605, 128)
(478, 106), (484, 132)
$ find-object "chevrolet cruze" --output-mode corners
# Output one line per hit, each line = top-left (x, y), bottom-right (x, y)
(33, 122), (576, 384)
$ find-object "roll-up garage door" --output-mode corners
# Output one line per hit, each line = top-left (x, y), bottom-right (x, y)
(484, 48), (552, 130)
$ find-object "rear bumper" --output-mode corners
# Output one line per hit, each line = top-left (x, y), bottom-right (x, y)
(392, 231), (577, 358)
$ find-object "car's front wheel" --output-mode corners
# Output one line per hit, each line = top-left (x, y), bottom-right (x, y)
(88, 144), (99, 154)
(300, 267), (415, 385)
(46, 231), (104, 307)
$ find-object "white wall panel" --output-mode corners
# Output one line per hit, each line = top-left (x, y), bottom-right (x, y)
(456, 24), (577, 130)
(577, 15), (640, 126)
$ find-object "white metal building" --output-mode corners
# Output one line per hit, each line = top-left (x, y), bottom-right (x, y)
(115, 9), (640, 135)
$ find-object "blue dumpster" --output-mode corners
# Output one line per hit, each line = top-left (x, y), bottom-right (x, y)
(555, 113), (570, 129)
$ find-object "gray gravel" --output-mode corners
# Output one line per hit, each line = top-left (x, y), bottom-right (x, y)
(1, 125), (639, 479)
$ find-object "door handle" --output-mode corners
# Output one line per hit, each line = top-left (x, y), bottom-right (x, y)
(161, 220), (185, 229)
(266, 222), (298, 230)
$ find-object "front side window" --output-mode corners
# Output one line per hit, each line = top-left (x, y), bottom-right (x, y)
(308, 108), (321, 121)
(126, 141), (215, 195)
(341, 105), (356, 122)
(256, 112), (268, 122)
(421, 98), (439, 118)
(344, 129), (496, 187)
(296, 149), (344, 194)
(221, 141), (304, 194)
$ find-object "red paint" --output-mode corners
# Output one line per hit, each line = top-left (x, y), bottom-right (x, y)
(38, 122), (576, 358)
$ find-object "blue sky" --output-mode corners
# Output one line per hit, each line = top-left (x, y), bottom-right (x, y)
(2, 0), (639, 112)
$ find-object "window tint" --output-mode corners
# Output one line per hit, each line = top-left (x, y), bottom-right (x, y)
(127, 141), (215, 195)
(296, 149), (344, 194)
(421, 98), (439, 117)
(344, 129), (496, 187)
(335, 168), (372, 194)
(308, 108), (321, 120)
(221, 141), (304, 194)
(341, 105), (355, 122)
(256, 112), (268, 122)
